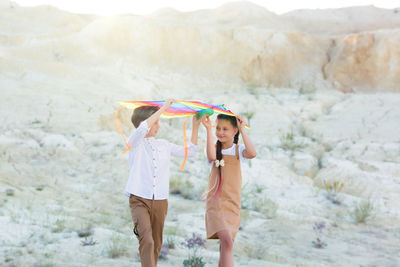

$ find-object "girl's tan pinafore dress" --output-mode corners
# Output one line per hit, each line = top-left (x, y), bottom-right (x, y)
(205, 145), (242, 240)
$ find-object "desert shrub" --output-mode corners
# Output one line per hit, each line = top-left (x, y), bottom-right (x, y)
(105, 235), (128, 258)
(323, 180), (344, 205)
(351, 199), (375, 223)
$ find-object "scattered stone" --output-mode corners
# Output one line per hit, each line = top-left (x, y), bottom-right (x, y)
(35, 185), (44, 191)
(77, 228), (93, 238)
(5, 188), (14, 196)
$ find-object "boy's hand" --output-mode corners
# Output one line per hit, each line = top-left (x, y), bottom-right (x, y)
(164, 99), (175, 109)
(201, 115), (212, 130)
(147, 99), (175, 128)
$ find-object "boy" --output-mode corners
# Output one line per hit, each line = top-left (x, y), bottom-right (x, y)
(126, 99), (200, 266)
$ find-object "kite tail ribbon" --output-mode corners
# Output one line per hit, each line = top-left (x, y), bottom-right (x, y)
(114, 106), (131, 154)
(179, 115), (190, 170)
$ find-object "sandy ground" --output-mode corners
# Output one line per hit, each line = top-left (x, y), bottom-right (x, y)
(1, 1), (400, 266)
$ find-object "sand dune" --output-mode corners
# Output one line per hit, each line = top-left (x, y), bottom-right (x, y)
(2, 1), (400, 91)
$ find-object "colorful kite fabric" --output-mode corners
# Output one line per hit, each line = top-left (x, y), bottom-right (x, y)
(115, 100), (250, 170)
(117, 100), (249, 126)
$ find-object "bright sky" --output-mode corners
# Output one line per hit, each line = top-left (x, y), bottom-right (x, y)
(14, 0), (399, 15)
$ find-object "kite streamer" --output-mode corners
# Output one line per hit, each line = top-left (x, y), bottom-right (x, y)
(115, 100), (250, 170)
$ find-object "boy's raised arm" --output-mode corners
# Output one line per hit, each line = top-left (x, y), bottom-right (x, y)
(147, 99), (174, 128)
(128, 99), (174, 148)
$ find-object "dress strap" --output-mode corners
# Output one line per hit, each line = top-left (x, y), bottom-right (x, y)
(235, 144), (239, 160)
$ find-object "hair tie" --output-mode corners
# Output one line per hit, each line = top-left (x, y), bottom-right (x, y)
(215, 159), (225, 167)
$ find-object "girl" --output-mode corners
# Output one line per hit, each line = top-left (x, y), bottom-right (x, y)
(202, 114), (256, 267)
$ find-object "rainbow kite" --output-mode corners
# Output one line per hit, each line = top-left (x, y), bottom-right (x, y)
(115, 100), (250, 170)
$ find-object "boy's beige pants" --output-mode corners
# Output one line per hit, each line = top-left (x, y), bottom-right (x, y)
(129, 194), (168, 267)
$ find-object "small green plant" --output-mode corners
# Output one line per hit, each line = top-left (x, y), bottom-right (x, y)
(323, 180), (344, 205)
(280, 132), (303, 151)
(254, 184), (265, 193)
(106, 236), (128, 258)
(77, 226), (93, 237)
(36, 185), (44, 191)
(6, 189), (14, 196)
(251, 197), (278, 219)
(170, 175), (188, 195)
(164, 225), (177, 235)
(164, 225), (177, 248)
(241, 183), (278, 219)
(170, 176), (202, 200)
(351, 199), (375, 223)
(181, 233), (206, 267)
(166, 235), (175, 249)
(183, 256), (205, 267)
(44, 252), (53, 258)
(51, 219), (66, 233)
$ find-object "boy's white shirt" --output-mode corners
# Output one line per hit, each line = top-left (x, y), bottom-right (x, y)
(125, 120), (198, 200)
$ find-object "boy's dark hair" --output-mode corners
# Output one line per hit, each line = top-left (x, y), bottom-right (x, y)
(131, 106), (159, 128)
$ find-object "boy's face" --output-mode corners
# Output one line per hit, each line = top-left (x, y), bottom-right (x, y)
(146, 119), (160, 137)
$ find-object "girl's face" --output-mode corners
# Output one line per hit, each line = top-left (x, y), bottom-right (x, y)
(147, 119), (160, 137)
(215, 119), (238, 144)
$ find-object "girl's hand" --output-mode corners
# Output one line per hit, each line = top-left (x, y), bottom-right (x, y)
(201, 115), (212, 129)
(192, 113), (201, 126)
(236, 115), (246, 130)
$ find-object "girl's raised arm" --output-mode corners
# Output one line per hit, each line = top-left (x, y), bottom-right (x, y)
(237, 116), (256, 159)
(202, 116), (216, 163)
